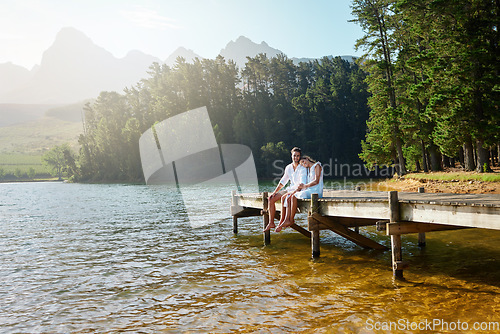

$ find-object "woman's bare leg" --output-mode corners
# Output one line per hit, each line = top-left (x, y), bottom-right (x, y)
(287, 195), (299, 226)
(278, 194), (290, 226)
(276, 195), (293, 232)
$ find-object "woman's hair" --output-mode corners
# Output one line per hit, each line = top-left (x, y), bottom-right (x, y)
(300, 155), (316, 163)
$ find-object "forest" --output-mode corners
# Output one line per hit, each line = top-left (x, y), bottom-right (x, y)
(69, 54), (369, 182)
(352, 0), (498, 174)
(54, 0), (498, 183)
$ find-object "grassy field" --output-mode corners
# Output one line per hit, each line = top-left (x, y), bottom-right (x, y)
(0, 113), (82, 180)
(0, 116), (82, 154)
(0, 153), (48, 173)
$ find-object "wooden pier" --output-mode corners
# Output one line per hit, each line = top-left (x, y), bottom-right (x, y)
(230, 189), (500, 278)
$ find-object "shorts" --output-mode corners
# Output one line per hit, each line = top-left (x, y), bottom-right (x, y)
(295, 189), (323, 199)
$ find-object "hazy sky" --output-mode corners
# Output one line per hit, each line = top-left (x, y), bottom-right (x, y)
(0, 0), (365, 70)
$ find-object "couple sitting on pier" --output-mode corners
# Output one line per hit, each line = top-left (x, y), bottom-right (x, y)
(264, 147), (324, 232)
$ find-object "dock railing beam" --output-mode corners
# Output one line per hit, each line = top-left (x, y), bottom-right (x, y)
(262, 192), (271, 245)
(310, 193), (320, 258)
(389, 191), (404, 279)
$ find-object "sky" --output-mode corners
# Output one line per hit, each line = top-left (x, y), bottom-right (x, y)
(0, 0), (365, 70)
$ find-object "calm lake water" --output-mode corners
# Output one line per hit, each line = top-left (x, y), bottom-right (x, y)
(1, 181), (499, 333)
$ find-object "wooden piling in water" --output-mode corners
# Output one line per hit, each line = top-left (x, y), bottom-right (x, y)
(262, 192), (271, 245)
(310, 193), (320, 258)
(417, 187), (426, 247)
(233, 216), (238, 234)
(389, 191), (404, 279)
(231, 190), (238, 234)
(354, 189), (360, 234)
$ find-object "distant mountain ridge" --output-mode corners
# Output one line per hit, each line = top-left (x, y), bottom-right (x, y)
(0, 27), (356, 105)
(220, 36), (358, 67)
(219, 36), (283, 68)
(164, 47), (201, 67)
(292, 55), (357, 64)
(0, 63), (33, 95)
(0, 27), (162, 104)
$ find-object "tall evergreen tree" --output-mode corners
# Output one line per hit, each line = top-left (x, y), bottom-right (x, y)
(352, 0), (408, 174)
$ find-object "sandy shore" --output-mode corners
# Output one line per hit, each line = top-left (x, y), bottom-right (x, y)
(369, 177), (500, 194)
(365, 167), (500, 194)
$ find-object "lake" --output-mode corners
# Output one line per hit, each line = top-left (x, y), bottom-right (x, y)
(1, 182), (499, 333)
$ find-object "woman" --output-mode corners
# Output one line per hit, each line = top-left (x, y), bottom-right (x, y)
(276, 156), (324, 232)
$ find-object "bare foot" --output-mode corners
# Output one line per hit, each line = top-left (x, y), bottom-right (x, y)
(275, 220), (288, 232)
(276, 219), (294, 232)
(263, 222), (275, 232)
(277, 214), (286, 226)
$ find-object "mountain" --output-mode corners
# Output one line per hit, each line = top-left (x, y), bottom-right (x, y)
(219, 36), (283, 69)
(0, 28), (356, 106)
(0, 29), (358, 155)
(0, 103), (61, 127)
(291, 55), (358, 65)
(217, 36), (358, 69)
(0, 27), (161, 104)
(164, 47), (202, 67)
(0, 62), (33, 97)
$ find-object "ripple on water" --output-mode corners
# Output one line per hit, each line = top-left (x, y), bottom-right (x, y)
(0, 182), (499, 333)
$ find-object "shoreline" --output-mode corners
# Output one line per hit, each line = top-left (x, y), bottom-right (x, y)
(0, 178), (62, 184)
(3, 174), (500, 195)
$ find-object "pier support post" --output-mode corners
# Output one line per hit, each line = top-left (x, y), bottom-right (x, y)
(233, 216), (238, 234)
(310, 193), (320, 258)
(389, 191), (404, 279)
(262, 192), (271, 245)
(231, 190), (238, 234)
(417, 187), (426, 247)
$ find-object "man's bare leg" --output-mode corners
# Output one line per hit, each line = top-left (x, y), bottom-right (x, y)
(276, 195), (297, 231)
(264, 193), (281, 231)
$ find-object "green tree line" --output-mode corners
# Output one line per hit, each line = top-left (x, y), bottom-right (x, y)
(351, 0), (499, 174)
(68, 54), (369, 182)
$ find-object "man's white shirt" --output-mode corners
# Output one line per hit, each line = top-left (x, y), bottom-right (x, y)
(279, 163), (307, 191)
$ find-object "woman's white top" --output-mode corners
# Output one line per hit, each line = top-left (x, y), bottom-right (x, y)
(295, 161), (323, 199)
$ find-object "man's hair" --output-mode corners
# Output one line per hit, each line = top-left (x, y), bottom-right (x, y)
(291, 147), (302, 155)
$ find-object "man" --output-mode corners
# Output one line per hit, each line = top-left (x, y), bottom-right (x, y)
(264, 147), (307, 232)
